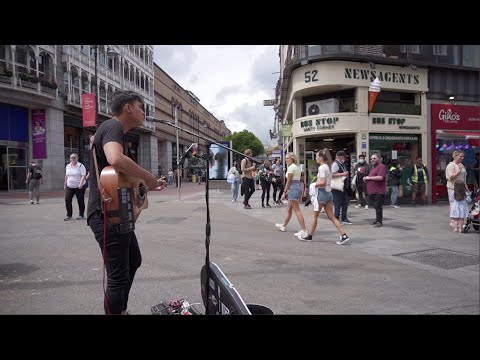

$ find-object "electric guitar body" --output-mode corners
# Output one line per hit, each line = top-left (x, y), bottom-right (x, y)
(99, 166), (149, 233)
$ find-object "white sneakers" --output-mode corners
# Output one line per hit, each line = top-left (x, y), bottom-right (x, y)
(365, 205), (369, 210)
(275, 223), (286, 232)
(294, 230), (308, 238)
(355, 204), (362, 208)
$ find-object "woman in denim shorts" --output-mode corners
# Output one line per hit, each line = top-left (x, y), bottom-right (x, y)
(297, 148), (350, 245)
(275, 152), (308, 238)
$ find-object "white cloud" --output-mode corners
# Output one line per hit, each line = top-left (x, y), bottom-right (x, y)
(153, 45), (278, 142)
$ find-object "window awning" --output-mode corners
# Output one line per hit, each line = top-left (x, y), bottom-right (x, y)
(437, 130), (480, 139)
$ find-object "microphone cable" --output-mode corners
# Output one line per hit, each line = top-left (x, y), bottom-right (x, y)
(101, 188), (111, 315)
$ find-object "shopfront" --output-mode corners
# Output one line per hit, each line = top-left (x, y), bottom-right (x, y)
(431, 104), (480, 203)
(0, 103), (29, 191)
(293, 113), (426, 204)
(369, 133), (423, 200)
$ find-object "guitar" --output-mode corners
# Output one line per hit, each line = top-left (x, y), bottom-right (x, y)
(99, 166), (149, 233)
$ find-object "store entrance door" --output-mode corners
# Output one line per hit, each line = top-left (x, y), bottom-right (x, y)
(0, 145), (28, 191)
(0, 146), (7, 191)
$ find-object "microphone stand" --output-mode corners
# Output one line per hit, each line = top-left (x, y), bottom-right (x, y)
(146, 117), (261, 314)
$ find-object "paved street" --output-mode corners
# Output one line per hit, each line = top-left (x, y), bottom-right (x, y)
(0, 182), (478, 315)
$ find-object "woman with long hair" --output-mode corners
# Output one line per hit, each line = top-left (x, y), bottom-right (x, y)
(275, 152), (308, 238)
(259, 159), (273, 208)
(298, 148), (350, 245)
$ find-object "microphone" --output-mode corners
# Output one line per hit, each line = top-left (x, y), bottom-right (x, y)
(184, 143), (198, 155)
(145, 116), (170, 124)
(180, 143), (198, 161)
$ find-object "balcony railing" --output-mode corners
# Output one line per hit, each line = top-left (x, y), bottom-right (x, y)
(292, 45), (480, 69)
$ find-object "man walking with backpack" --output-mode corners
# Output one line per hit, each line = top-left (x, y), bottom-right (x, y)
(26, 159), (43, 204)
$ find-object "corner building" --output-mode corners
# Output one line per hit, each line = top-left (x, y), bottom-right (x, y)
(275, 45), (480, 204)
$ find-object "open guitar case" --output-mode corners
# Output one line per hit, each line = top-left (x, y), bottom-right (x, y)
(152, 143), (274, 315)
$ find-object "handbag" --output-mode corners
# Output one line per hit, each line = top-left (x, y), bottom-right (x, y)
(227, 173), (235, 184)
(331, 175), (346, 192)
(351, 174), (357, 192)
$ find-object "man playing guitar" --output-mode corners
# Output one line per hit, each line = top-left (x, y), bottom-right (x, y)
(87, 90), (167, 315)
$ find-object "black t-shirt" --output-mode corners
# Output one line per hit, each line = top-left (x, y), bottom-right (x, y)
(29, 165), (42, 180)
(87, 118), (128, 222)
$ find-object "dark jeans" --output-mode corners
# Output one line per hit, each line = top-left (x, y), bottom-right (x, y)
(89, 216), (142, 314)
(65, 186), (86, 217)
(242, 177), (255, 205)
(332, 188), (350, 221)
(370, 194), (385, 223)
(272, 179), (284, 202)
(260, 179), (271, 205)
(356, 182), (368, 207)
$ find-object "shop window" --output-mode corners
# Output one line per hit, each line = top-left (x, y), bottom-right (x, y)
(372, 91), (420, 115)
(369, 133), (422, 198)
(435, 131), (479, 200)
(433, 45), (447, 56)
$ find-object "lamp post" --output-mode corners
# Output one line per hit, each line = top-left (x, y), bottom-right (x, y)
(175, 107), (180, 201)
(197, 116), (200, 154)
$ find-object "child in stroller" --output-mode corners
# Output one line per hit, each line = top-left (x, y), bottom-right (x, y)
(464, 188), (480, 233)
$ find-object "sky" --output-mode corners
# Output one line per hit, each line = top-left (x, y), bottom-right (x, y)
(153, 45), (279, 146)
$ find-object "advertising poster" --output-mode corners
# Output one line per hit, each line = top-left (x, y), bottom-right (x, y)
(82, 93), (96, 127)
(208, 141), (230, 180)
(32, 109), (46, 159)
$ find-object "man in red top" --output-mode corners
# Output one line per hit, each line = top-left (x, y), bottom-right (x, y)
(363, 153), (386, 227)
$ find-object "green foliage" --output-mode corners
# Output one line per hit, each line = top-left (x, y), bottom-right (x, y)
(224, 130), (264, 163)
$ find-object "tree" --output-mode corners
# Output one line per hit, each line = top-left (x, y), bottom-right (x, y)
(224, 130), (264, 164)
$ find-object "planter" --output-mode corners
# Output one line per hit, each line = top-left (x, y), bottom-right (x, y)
(40, 79), (57, 89)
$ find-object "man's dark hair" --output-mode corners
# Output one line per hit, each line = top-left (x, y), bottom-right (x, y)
(358, 154), (365, 159)
(111, 90), (144, 116)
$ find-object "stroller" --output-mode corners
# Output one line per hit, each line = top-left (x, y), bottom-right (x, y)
(463, 188), (480, 233)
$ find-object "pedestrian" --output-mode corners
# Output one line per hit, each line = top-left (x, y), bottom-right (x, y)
(26, 159), (43, 204)
(258, 159), (273, 208)
(408, 157), (429, 206)
(241, 149), (256, 209)
(87, 90), (167, 315)
(445, 150), (468, 227)
(271, 158), (284, 205)
(445, 150), (467, 203)
(275, 152), (308, 238)
(363, 153), (387, 227)
(450, 180), (472, 233)
(298, 148), (351, 244)
(228, 164), (240, 202)
(167, 169), (174, 187)
(353, 154), (369, 210)
(331, 150), (353, 225)
(64, 153), (87, 220)
(389, 160), (403, 208)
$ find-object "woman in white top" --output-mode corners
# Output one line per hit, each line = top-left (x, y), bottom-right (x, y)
(298, 148), (350, 245)
(445, 150), (467, 201)
(275, 152), (308, 238)
(64, 153), (87, 221)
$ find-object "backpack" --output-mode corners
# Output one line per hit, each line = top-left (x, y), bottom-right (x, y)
(31, 165), (43, 180)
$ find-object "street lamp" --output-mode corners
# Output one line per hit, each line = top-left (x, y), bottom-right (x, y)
(93, 45), (99, 128)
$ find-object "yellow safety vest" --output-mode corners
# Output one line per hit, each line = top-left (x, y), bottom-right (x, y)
(412, 165), (427, 183)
